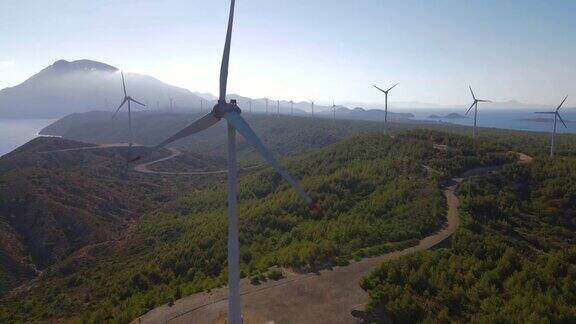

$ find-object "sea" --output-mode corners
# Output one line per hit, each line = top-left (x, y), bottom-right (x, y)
(0, 119), (57, 156)
(408, 108), (576, 134)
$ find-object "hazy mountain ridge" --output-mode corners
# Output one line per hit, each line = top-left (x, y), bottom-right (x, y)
(0, 59), (206, 118)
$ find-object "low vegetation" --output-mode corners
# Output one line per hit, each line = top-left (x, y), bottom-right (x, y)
(361, 156), (576, 323)
(0, 130), (512, 323)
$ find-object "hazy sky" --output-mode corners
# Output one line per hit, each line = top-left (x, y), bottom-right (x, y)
(1, 0), (575, 107)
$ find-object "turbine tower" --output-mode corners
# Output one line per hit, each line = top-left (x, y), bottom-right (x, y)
(331, 101), (336, 120)
(535, 95), (569, 157)
(148, 1), (315, 322)
(310, 100), (315, 117)
(112, 71), (146, 147)
(465, 86), (491, 140)
(373, 82), (398, 133)
(200, 99), (204, 113)
(290, 100), (294, 115)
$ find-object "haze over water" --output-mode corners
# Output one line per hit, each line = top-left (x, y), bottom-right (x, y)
(0, 119), (56, 156)
(410, 109), (576, 134)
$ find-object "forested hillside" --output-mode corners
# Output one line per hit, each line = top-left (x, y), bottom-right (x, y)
(41, 111), (576, 163)
(0, 131), (512, 323)
(361, 156), (576, 323)
(0, 137), (218, 296)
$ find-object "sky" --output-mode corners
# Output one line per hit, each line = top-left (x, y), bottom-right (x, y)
(1, 0), (575, 108)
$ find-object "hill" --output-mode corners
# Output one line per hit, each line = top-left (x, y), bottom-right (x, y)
(0, 137), (222, 295)
(0, 130), (515, 323)
(40, 110), (576, 161)
(0, 59), (206, 118)
(361, 151), (576, 322)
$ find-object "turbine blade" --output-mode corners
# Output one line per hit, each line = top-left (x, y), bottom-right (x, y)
(112, 98), (128, 119)
(534, 111), (555, 114)
(121, 71), (127, 97)
(469, 86), (476, 101)
(130, 98), (146, 107)
(557, 95), (568, 111)
(155, 113), (220, 149)
(218, 0), (235, 101)
(223, 111), (313, 205)
(557, 113), (568, 128)
(478, 99), (492, 103)
(386, 82), (399, 92)
(372, 85), (386, 93)
(466, 102), (475, 115)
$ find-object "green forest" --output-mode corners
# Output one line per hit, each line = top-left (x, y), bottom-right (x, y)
(0, 131), (513, 323)
(361, 156), (576, 323)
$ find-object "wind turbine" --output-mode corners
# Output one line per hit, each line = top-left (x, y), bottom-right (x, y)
(145, 1), (315, 322)
(310, 100), (315, 117)
(535, 95), (568, 157)
(290, 100), (294, 115)
(331, 101), (336, 120)
(200, 99), (204, 113)
(112, 71), (146, 147)
(465, 86), (491, 140)
(373, 82), (398, 132)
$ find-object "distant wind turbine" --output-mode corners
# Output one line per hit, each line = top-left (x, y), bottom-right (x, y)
(112, 71), (146, 147)
(142, 1), (316, 322)
(373, 82), (398, 133)
(200, 99), (204, 112)
(290, 100), (294, 115)
(535, 95), (569, 157)
(331, 101), (336, 120)
(465, 86), (491, 140)
(310, 100), (315, 117)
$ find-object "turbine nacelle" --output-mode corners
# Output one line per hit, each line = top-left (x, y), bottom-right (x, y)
(212, 99), (241, 118)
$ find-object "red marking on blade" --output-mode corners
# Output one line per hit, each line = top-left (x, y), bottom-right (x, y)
(311, 201), (321, 212)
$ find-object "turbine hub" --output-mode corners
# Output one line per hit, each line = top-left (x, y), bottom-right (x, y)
(212, 99), (241, 118)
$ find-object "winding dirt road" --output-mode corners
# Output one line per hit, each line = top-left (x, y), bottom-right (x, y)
(133, 152), (536, 324)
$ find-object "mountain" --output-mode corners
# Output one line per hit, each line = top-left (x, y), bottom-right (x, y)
(317, 106), (414, 120)
(0, 59), (206, 118)
(444, 112), (466, 119)
(428, 112), (466, 119)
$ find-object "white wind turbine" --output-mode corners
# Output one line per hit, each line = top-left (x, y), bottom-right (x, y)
(331, 101), (336, 120)
(277, 100), (280, 117)
(535, 95), (569, 157)
(373, 82), (398, 133)
(112, 71), (146, 147)
(144, 1), (316, 322)
(465, 86), (491, 140)
(310, 100), (315, 117)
